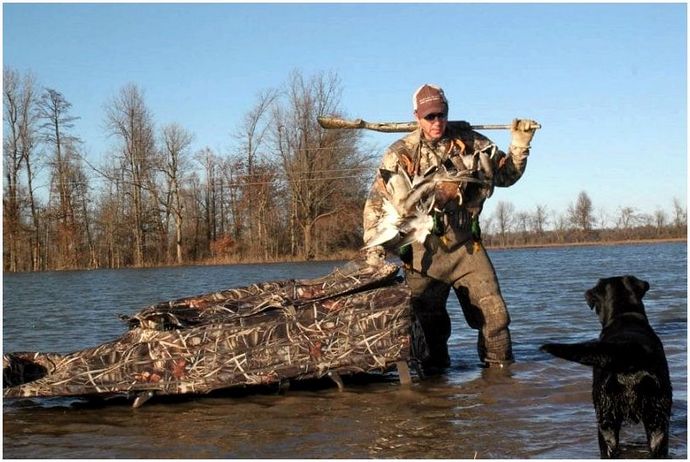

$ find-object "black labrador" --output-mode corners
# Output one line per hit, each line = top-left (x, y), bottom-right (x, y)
(541, 275), (672, 458)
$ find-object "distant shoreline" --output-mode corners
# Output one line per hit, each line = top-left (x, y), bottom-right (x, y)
(199, 237), (687, 267)
(484, 237), (687, 252)
(7, 238), (685, 274)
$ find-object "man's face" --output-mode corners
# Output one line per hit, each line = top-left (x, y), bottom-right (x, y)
(416, 111), (447, 141)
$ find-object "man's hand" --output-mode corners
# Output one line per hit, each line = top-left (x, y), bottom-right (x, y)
(365, 245), (386, 267)
(510, 118), (538, 149)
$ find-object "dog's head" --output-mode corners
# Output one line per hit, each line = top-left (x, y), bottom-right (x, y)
(585, 275), (650, 327)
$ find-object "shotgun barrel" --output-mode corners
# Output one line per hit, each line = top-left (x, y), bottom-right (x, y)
(317, 116), (541, 133)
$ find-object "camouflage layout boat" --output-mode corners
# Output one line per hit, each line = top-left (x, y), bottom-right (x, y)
(3, 260), (420, 407)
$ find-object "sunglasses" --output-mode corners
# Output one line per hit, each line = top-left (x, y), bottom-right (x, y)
(423, 112), (447, 122)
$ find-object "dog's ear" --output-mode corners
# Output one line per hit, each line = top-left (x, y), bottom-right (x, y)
(623, 275), (650, 300)
(585, 278), (606, 310)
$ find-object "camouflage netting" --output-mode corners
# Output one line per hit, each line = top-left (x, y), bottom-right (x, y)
(3, 260), (416, 402)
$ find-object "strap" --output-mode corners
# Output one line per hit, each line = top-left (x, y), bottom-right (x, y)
(389, 140), (417, 177)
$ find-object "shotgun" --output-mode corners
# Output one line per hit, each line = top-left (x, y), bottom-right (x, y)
(317, 115), (541, 133)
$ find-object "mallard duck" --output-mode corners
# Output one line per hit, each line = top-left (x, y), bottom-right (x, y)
(366, 166), (489, 249)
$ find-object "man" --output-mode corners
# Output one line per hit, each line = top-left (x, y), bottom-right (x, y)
(362, 84), (537, 369)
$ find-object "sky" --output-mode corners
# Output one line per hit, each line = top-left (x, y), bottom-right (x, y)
(3, 2), (687, 224)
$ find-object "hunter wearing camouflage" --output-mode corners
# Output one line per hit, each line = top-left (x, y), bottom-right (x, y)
(363, 84), (537, 369)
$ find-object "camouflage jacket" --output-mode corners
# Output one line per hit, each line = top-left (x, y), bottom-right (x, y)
(362, 123), (530, 247)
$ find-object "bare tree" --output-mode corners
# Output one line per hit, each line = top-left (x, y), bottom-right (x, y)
(3, 67), (25, 271)
(272, 70), (367, 259)
(553, 212), (570, 243)
(234, 89), (279, 258)
(185, 171), (206, 260)
(531, 204), (549, 237)
(3, 67), (42, 271)
(219, 156), (245, 245)
(104, 83), (156, 266)
(93, 161), (128, 268)
(160, 123), (193, 264)
(672, 197), (686, 231)
(71, 153), (97, 268)
(196, 147), (219, 258)
(480, 215), (495, 246)
(37, 88), (82, 268)
(568, 191), (595, 234)
(515, 211), (530, 243)
(653, 208), (667, 236)
(20, 81), (43, 270)
(493, 201), (515, 247)
(617, 206), (637, 229)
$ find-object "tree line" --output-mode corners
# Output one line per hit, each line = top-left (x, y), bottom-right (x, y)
(482, 191), (686, 248)
(4, 67), (686, 272)
(4, 68), (374, 272)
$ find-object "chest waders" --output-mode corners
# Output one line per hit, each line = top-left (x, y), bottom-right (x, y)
(397, 136), (514, 369)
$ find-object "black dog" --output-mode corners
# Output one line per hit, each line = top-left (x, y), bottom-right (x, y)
(541, 275), (672, 458)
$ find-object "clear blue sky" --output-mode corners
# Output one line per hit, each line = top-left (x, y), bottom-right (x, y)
(3, 3), (687, 223)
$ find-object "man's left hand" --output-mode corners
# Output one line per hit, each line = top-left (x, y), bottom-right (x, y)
(510, 118), (538, 149)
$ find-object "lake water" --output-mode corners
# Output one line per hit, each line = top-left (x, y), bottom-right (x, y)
(3, 242), (687, 458)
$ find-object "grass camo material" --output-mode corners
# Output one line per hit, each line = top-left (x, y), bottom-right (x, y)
(3, 261), (413, 401)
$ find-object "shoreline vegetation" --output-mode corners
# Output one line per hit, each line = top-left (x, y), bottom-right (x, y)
(196, 236), (688, 267)
(5, 237), (686, 274)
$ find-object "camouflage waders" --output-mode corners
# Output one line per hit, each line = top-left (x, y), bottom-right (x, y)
(405, 236), (513, 368)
